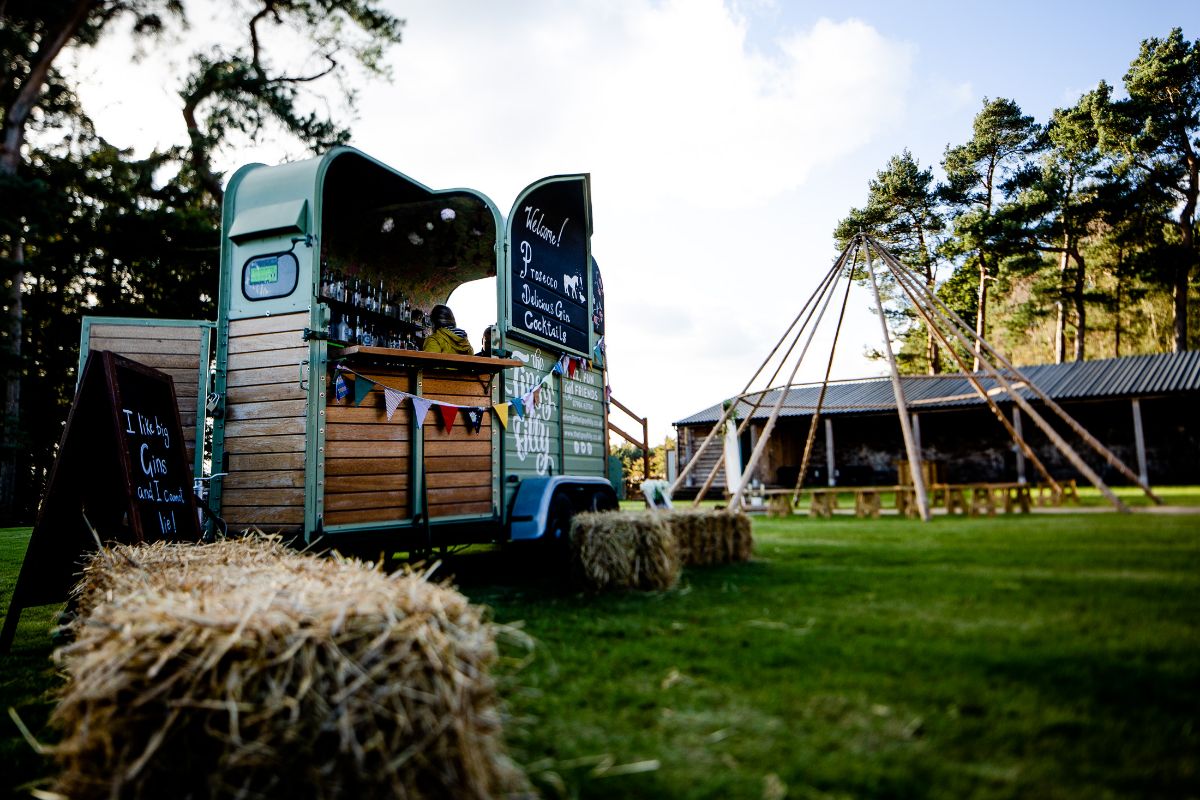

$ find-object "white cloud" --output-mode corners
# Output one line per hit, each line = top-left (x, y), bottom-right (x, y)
(67, 0), (918, 443)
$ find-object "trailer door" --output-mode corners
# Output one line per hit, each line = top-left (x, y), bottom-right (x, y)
(79, 316), (216, 482)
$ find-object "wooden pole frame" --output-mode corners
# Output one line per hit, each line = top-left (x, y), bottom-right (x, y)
(792, 244), (858, 505)
(872, 239), (1135, 512)
(687, 245), (853, 505)
(729, 249), (852, 511)
(878, 242), (1062, 493)
(670, 247), (850, 498)
(863, 240), (931, 521)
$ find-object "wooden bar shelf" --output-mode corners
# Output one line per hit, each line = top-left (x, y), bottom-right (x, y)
(336, 346), (522, 373)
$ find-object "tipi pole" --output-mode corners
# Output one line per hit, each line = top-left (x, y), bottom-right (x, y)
(687, 244), (852, 504)
(881, 249), (1061, 492)
(792, 244), (858, 506)
(671, 247), (849, 497)
(869, 241), (1131, 512)
(728, 249), (851, 511)
(861, 237), (930, 521)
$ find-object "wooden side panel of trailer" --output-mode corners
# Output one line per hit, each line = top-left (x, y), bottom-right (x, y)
(320, 367), (495, 526)
(323, 368), (413, 526)
(220, 312), (308, 529)
(422, 374), (494, 518)
(81, 319), (212, 474)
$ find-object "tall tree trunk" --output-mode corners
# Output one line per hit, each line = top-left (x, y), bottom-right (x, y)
(1054, 245), (1070, 364)
(914, 227), (940, 375)
(0, 0), (94, 523)
(974, 252), (989, 372)
(1114, 248), (1123, 358)
(1071, 250), (1086, 361)
(1174, 138), (1197, 351)
(0, 238), (23, 521)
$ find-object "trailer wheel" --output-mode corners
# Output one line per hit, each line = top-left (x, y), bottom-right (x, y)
(546, 492), (573, 543)
(589, 486), (619, 512)
(543, 491), (575, 571)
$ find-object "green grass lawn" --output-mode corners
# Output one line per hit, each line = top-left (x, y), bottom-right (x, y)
(3, 510), (1199, 799)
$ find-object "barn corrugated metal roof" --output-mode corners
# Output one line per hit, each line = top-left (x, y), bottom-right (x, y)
(673, 350), (1200, 427)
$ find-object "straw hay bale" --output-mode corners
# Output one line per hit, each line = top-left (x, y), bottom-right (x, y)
(50, 537), (527, 800)
(569, 512), (679, 591)
(659, 510), (754, 566)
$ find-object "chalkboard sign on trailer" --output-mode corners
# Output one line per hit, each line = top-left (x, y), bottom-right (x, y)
(0, 350), (198, 652)
(507, 175), (592, 356)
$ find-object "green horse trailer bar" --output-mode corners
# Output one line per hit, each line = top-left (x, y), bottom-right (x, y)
(92, 147), (617, 554)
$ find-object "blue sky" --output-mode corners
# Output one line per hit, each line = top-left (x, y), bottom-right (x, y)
(71, 1), (1199, 443)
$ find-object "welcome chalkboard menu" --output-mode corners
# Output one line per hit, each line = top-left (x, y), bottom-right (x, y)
(507, 175), (592, 356)
(1, 350), (198, 652)
(591, 257), (605, 337)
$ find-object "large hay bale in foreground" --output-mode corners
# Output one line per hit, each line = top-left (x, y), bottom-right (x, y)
(570, 511), (680, 591)
(659, 509), (754, 566)
(51, 537), (526, 800)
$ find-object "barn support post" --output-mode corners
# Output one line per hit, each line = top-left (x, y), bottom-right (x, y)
(1013, 408), (1026, 484)
(1131, 398), (1149, 486)
(862, 239), (930, 521)
(824, 419), (836, 487)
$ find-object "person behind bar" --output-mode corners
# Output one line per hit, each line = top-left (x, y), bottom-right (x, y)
(476, 325), (494, 357)
(423, 304), (474, 355)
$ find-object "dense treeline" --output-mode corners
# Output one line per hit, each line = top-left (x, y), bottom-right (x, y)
(836, 28), (1199, 374)
(0, 0), (405, 524)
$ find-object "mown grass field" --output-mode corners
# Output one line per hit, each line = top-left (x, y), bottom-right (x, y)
(3, 508), (1199, 799)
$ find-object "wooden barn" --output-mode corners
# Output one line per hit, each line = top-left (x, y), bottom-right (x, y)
(674, 351), (1200, 494)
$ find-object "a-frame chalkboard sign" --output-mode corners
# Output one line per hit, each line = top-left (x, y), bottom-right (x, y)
(1, 351), (199, 652)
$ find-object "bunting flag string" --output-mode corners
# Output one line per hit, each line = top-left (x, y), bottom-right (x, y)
(352, 374), (375, 406)
(492, 402), (509, 428)
(384, 386), (404, 421)
(331, 347), (604, 433)
(437, 404), (458, 433)
(411, 396), (433, 428)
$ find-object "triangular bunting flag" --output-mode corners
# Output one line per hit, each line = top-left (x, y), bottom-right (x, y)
(492, 403), (510, 428)
(532, 387), (541, 407)
(411, 396), (433, 428)
(334, 371), (349, 402)
(552, 358), (564, 376)
(510, 397), (525, 418)
(567, 357), (578, 378)
(353, 374), (375, 406)
(465, 407), (484, 433)
(437, 404), (458, 433)
(384, 387), (404, 421)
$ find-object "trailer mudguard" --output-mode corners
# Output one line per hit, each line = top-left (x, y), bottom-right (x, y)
(508, 476), (617, 541)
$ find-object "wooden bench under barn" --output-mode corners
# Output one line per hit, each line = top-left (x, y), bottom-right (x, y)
(785, 479), (1079, 519)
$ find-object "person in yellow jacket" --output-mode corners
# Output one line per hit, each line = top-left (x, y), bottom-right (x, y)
(422, 304), (475, 355)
